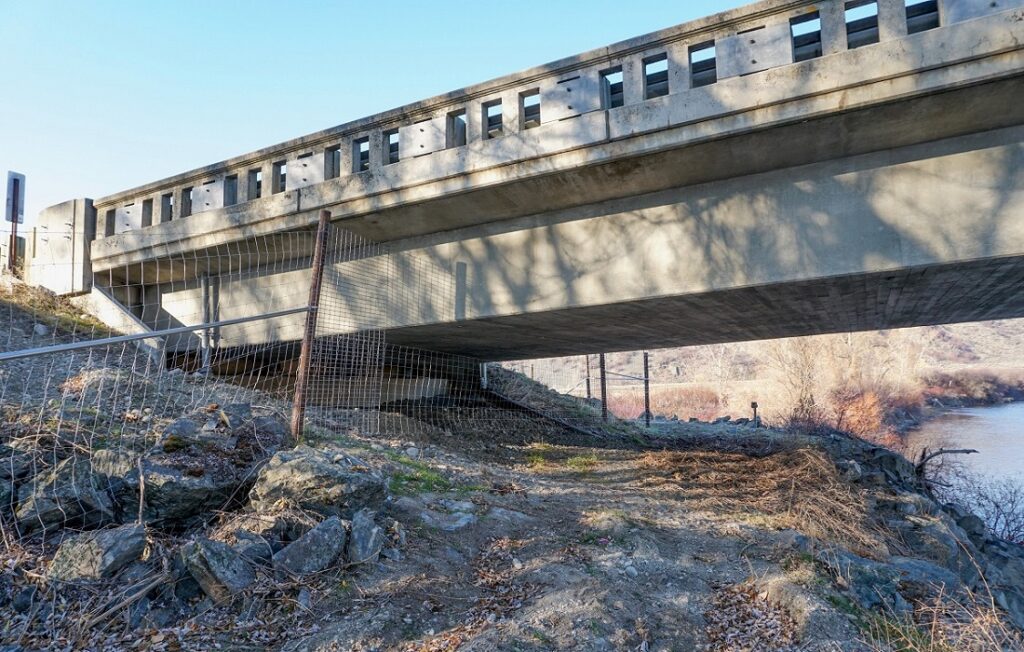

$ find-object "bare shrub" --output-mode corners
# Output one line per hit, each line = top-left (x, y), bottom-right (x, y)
(937, 472), (1024, 545)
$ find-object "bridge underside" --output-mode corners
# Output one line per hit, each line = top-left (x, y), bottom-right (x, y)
(380, 256), (1024, 360)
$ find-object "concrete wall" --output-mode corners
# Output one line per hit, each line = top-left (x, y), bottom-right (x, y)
(25, 199), (94, 296)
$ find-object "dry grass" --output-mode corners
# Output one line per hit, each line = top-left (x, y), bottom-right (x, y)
(639, 447), (888, 557)
(866, 587), (1023, 651)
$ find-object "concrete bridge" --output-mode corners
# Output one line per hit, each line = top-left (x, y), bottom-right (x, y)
(26, 0), (1024, 362)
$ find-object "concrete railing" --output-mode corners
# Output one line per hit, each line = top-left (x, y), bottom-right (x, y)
(89, 0), (1020, 236)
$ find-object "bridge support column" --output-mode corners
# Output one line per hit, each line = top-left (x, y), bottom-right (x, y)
(599, 353), (608, 422)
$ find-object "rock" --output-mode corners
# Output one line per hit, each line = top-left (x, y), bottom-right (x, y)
(163, 418), (198, 439)
(12, 586), (36, 613)
(888, 556), (961, 603)
(32, 323), (49, 337)
(272, 516), (348, 575)
(0, 445), (33, 481)
(900, 515), (973, 577)
(213, 511), (315, 551)
(713, 416), (732, 424)
(181, 538), (255, 602)
(836, 460), (862, 482)
(220, 404), (252, 428)
(16, 457), (115, 534)
(249, 445), (386, 519)
(232, 531), (273, 565)
(47, 524), (146, 581)
(140, 460), (248, 526)
(0, 480), (11, 515)
(404, 447), (420, 459)
(251, 416), (288, 444)
(956, 513), (987, 543)
(347, 509), (384, 565)
(816, 549), (910, 615)
(420, 509), (477, 531)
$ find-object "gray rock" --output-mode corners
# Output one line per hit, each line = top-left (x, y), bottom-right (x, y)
(16, 457), (115, 534)
(32, 323), (49, 337)
(816, 549), (910, 614)
(180, 538), (255, 602)
(251, 416), (288, 443)
(220, 404), (253, 428)
(0, 445), (33, 481)
(12, 586), (36, 613)
(249, 445), (386, 519)
(347, 509), (384, 565)
(232, 530), (273, 565)
(139, 460), (247, 526)
(47, 524), (146, 581)
(888, 556), (962, 603)
(420, 509), (477, 531)
(162, 418), (198, 439)
(272, 516), (348, 576)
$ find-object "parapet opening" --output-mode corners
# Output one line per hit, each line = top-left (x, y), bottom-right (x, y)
(447, 110), (467, 147)
(353, 137), (370, 172)
(689, 42), (717, 88)
(247, 169), (262, 200)
(271, 161), (287, 194)
(141, 198), (153, 228)
(325, 145), (341, 179)
(845, 0), (880, 49)
(180, 187), (193, 218)
(483, 99), (503, 139)
(160, 193), (173, 223)
(644, 53), (669, 99)
(385, 130), (400, 164)
(905, 0), (939, 34)
(600, 67), (624, 109)
(224, 174), (238, 206)
(791, 11), (823, 62)
(521, 90), (541, 129)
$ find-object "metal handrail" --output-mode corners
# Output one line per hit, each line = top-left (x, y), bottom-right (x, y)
(0, 306), (310, 363)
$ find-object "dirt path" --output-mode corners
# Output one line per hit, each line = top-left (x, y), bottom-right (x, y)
(284, 430), (866, 652)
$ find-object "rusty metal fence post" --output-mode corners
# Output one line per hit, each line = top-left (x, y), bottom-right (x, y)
(643, 351), (651, 428)
(289, 209), (332, 445)
(599, 353), (608, 422)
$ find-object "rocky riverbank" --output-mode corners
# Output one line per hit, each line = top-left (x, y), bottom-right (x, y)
(1, 396), (1023, 650)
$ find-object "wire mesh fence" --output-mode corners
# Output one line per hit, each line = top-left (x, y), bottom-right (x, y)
(0, 219), (693, 552)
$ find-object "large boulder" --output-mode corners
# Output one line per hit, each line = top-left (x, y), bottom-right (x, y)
(249, 446), (386, 518)
(85, 409), (289, 528)
(47, 524), (146, 581)
(180, 538), (255, 602)
(139, 460), (247, 526)
(16, 457), (115, 535)
(272, 516), (348, 576)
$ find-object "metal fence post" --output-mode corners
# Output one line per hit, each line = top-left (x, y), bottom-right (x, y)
(643, 351), (651, 428)
(599, 353), (608, 422)
(290, 209), (332, 445)
(585, 355), (592, 399)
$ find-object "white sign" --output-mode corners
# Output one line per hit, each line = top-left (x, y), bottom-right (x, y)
(5, 172), (25, 224)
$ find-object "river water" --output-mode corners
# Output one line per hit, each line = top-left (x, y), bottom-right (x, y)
(906, 402), (1024, 481)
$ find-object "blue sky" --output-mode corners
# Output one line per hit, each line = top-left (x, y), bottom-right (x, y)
(0, 0), (745, 224)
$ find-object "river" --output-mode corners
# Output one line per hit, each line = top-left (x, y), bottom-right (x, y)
(906, 402), (1024, 481)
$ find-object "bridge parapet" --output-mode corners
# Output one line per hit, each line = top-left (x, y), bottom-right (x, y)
(85, 0), (1020, 243)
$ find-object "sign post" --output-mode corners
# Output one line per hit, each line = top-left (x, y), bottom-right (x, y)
(5, 172), (25, 273)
